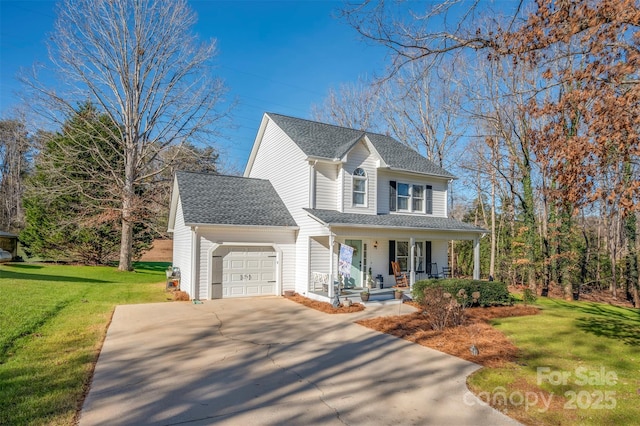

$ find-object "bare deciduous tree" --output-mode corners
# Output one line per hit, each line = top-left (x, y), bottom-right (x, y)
(0, 117), (31, 232)
(311, 77), (382, 131)
(380, 57), (466, 168)
(23, 0), (231, 270)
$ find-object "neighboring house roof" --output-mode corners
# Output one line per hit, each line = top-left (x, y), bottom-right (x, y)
(175, 172), (298, 228)
(266, 113), (456, 179)
(304, 208), (487, 233)
(0, 231), (18, 238)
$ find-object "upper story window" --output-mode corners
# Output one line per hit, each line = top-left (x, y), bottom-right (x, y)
(390, 181), (432, 214)
(352, 168), (367, 207)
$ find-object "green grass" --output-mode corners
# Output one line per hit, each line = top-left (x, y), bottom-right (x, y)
(0, 262), (170, 425)
(468, 297), (640, 425)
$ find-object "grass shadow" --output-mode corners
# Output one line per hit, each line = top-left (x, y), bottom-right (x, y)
(0, 270), (108, 283)
(575, 316), (640, 346)
(1, 263), (44, 269)
(544, 299), (640, 321)
(133, 262), (171, 273)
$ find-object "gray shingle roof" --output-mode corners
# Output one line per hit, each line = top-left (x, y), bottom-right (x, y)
(304, 208), (487, 233)
(267, 113), (456, 179)
(176, 172), (297, 227)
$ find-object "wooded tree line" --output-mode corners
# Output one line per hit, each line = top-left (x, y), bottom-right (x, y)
(0, 106), (219, 265)
(312, 0), (640, 306)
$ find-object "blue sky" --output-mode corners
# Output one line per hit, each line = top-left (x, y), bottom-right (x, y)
(0, 0), (389, 170)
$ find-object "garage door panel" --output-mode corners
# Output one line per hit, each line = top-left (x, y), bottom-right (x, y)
(214, 247), (276, 298)
(230, 260), (245, 268)
(229, 286), (247, 296)
(244, 285), (261, 295)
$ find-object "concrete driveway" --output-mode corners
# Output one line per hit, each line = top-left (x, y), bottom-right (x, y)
(79, 297), (519, 425)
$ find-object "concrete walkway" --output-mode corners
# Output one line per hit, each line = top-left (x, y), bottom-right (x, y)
(79, 297), (519, 425)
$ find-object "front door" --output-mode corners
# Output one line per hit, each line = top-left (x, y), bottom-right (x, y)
(344, 239), (362, 288)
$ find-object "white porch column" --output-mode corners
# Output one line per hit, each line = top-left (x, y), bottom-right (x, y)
(409, 237), (415, 287)
(328, 232), (335, 298)
(473, 236), (480, 280)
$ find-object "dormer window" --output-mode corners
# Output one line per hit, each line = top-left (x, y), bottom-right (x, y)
(352, 168), (367, 207)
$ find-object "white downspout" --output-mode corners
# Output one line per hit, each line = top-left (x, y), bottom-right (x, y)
(328, 230), (335, 299)
(309, 161), (317, 208)
(190, 226), (199, 300)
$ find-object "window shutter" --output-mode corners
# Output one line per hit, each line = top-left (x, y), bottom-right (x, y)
(389, 181), (397, 211)
(388, 240), (395, 274)
(425, 185), (433, 214)
(426, 241), (432, 265)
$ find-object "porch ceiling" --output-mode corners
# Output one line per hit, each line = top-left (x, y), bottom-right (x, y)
(304, 208), (487, 233)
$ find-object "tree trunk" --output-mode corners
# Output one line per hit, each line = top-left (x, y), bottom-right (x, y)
(489, 148), (496, 281)
(118, 150), (136, 272)
(118, 194), (134, 271)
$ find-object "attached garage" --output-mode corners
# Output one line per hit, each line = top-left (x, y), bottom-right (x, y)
(168, 172), (298, 300)
(213, 246), (277, 298)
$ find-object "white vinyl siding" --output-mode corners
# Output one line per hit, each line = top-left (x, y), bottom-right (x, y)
(171, 198), (192, 295)
(246, 117), (329, 295)
(342, 141), (377, 214)
(249, 119), (309, 212)
(377, 171), (448, 217)
(315, 162), (338, 210)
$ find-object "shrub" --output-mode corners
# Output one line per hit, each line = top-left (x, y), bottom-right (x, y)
(172, 290), (190, 301)
(421, 286), (466, 330)
(412, 278), (511, 307)
(522, 287), (537, 305)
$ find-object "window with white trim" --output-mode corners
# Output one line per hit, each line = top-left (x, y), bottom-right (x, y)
(352, 168), (367, 207)
(396, 241), (409, 271)
(414, 241), (425, 272)
(389, 181), (432, 213)
(412, 185), (424, 212)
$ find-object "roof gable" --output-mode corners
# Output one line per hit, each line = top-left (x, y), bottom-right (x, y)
(172, 172), (297, 228)
(266, 113), (455, 179)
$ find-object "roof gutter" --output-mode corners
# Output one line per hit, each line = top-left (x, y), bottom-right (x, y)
(306, 156), (342, 164)
(184, 222), (300, 230)
(305, 210), (486, 233)
(381, 166), (457, 180)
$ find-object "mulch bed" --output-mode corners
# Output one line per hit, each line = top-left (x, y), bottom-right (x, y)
(284, 293), (366, 313)
(357, 304), (540, 367)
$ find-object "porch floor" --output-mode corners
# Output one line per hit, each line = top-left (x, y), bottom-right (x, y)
(310, 287), (411, 304)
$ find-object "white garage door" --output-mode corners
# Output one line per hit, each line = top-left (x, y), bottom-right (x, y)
(218, 247), (277, 298)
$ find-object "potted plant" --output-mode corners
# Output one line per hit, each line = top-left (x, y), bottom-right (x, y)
(394, 288), (404, 300)
(360, 289), (370, 302)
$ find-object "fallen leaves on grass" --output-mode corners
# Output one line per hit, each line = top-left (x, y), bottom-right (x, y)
(284, 293), (365, 313)
(357, 305), (540, 367)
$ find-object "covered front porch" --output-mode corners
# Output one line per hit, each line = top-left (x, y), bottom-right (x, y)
(303, 209), (486, 302)
(307, 233), (482, 302)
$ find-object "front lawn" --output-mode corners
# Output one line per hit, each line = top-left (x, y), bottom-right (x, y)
(358, 295), (639, 425)
(467, 298), (640, 425)
(0, 262), (170, 426)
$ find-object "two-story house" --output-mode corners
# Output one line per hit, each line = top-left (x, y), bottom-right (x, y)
(168, 113), (485, 301)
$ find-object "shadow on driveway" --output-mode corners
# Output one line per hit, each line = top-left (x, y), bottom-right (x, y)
(79, 297), (519, 425)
